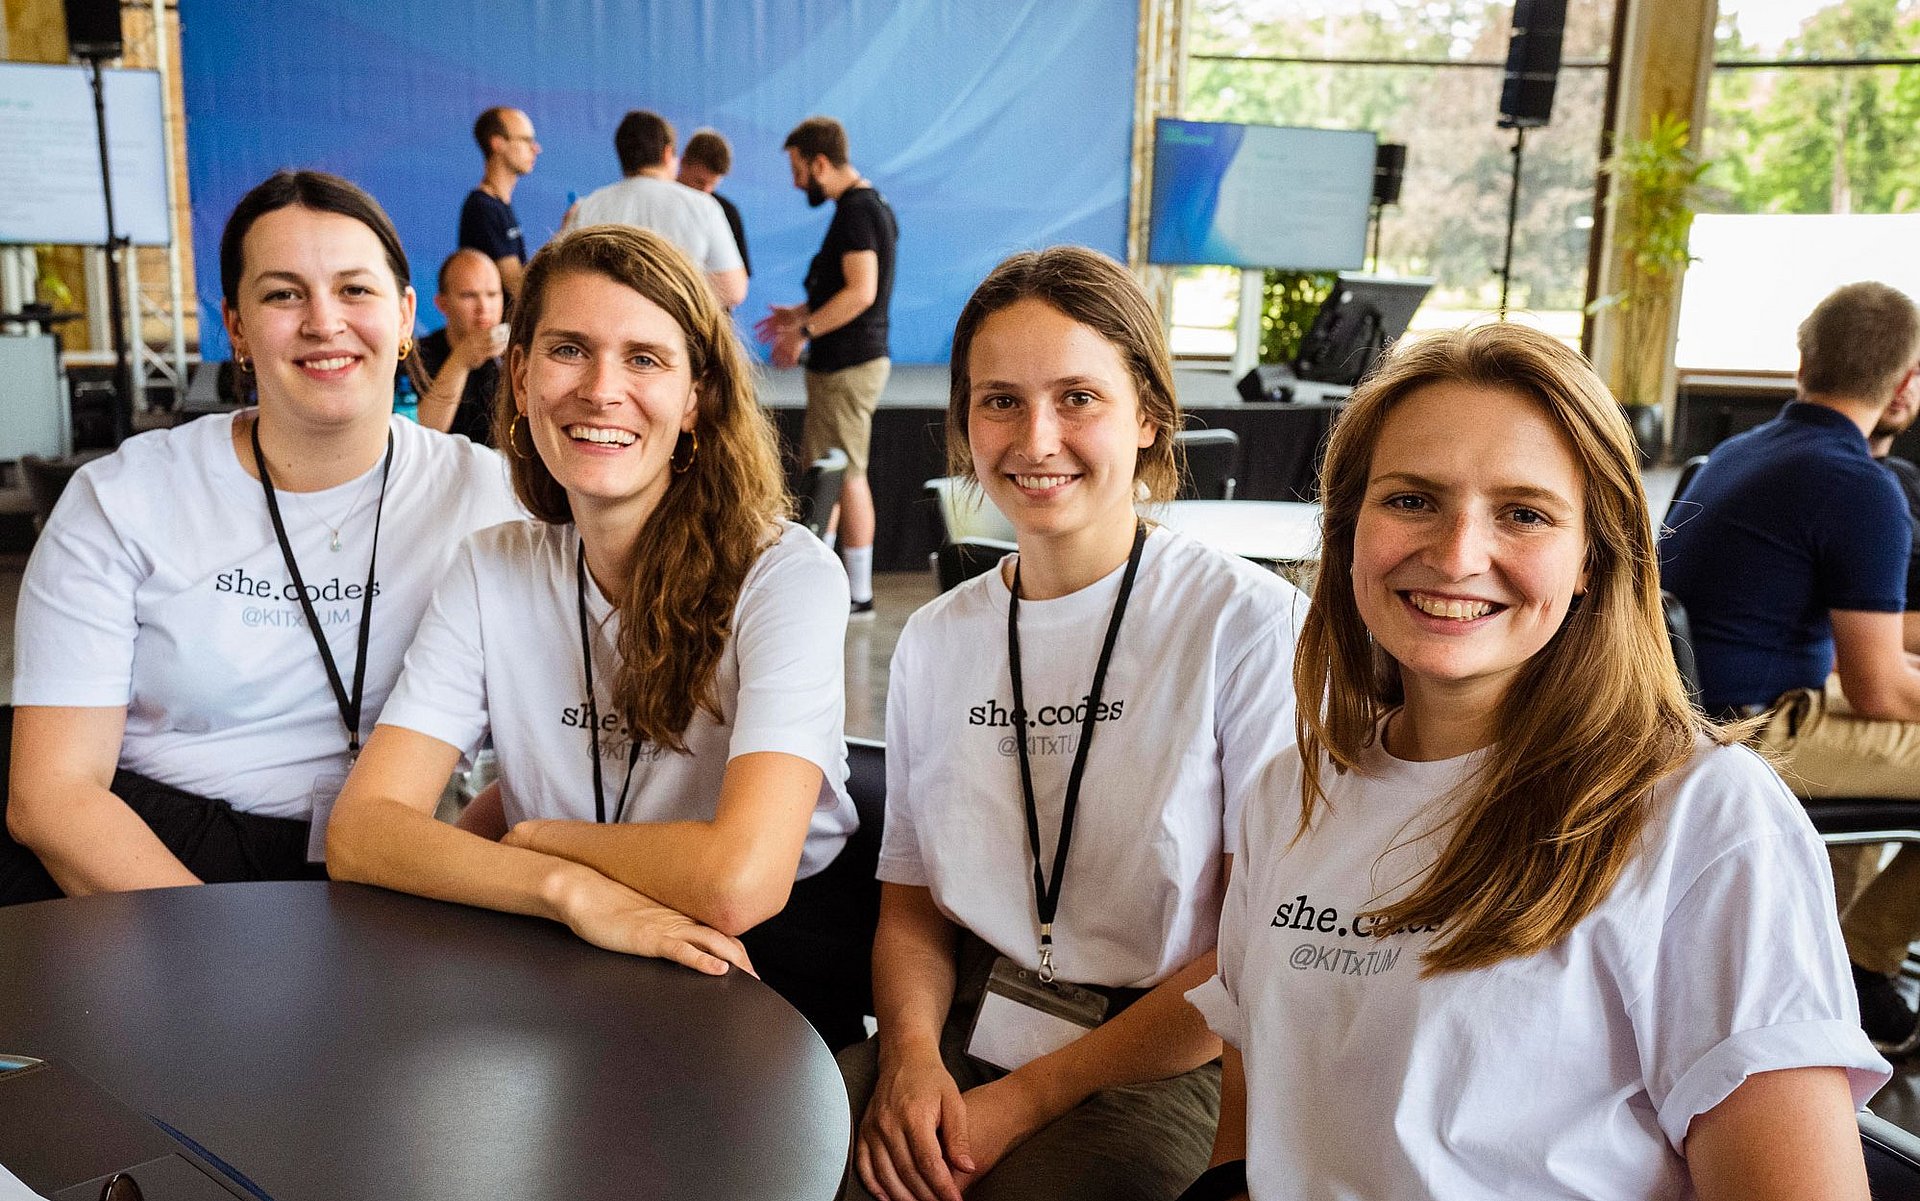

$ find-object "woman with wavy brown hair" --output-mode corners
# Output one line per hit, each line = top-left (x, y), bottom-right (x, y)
(1184, 323), (1887, 1201)
(328, 226), (865, 1046)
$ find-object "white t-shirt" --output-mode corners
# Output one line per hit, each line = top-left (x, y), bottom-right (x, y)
(880, 526), (1308, 988)
(1189, 737), (1891, 1201)
(378, 519), (856, 878)
(569, 176), (745, 275)
(12, 412), (523, 818)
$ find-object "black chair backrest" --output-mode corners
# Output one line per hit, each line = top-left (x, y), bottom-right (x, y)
(1176, 428), (1241, 501)
(842, 737), (886, 1016)
(1660, 590), (1704, 705)
(20, 454), (102, 533)
(1862, 1110), (1920, 1198)
(935, 537), (1015, 592)
(1662, 454), (1709, 528)
(795, 449), (848, 539)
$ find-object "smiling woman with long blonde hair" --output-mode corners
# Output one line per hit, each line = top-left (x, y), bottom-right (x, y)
(1187, 323), (1887, 1201)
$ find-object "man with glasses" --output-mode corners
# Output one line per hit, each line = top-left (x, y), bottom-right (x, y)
(460, 106), (539, 298)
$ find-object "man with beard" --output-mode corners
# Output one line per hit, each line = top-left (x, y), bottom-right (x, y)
(755, 116), (898, 618)
(1660, 281), (1920, 1052)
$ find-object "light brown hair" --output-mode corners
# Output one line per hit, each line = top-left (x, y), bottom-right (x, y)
(500, 226), (788, 750)
(946, 247), (1180, 502)
(1797, 281), (1920, 402)
(1296, 322), (1725, 973)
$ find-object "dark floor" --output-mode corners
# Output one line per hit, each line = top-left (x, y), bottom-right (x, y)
(6, 465), (1920, 1132)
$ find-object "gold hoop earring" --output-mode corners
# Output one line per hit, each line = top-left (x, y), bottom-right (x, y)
(508, 414), (537, 460)
(398, 338), (414, 359)
(235, 353), (251, 373)
(671, 430), (699, 474)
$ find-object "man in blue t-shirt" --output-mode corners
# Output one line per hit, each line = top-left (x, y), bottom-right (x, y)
(1660, 281), (1920, 1050)
(459, 106), (539, 299)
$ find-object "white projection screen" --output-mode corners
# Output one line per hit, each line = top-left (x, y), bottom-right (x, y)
(0, 62), (172, 246)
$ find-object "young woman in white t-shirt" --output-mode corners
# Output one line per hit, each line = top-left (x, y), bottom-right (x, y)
(3, 171), (520, 902)
(1184, 324), (1886, 1201)
(328, 225), (866, 1046)
(842, 248), (1306, 1201)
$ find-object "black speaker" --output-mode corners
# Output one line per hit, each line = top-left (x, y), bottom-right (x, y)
(1498, 0), (1566, 129)
(1237, 364), (1296, 404)
(63, 0), (122, 58)
(1373, 143), (1406, 206)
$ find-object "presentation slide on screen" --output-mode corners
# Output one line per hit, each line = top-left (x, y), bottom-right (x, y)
(0, 63), (171, 246)
(1149, 119), (1374, 272)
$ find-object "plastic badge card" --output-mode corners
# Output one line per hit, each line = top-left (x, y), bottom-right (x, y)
(965, 957), (1108, 1073)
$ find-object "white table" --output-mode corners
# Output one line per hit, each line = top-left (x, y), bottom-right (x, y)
(1151, 499), (1323, 566)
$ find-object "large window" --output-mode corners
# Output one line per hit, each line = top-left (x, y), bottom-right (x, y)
(1174, 0), (1618, 356)
(1680, 0), (1920, 370)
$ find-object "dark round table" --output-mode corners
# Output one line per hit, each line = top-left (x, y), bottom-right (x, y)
(0, 881), (850, 1199)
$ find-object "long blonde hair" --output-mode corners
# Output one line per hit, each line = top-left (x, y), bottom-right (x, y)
(1296, 323), (1724, 973)
(500, 227), (788, 751)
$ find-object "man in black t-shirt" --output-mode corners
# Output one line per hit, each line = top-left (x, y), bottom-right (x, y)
(460, 106), (540, 298)
(678, 128), (752, 282)
(415, 250), (507, 446)
(754, 116), (898, 617)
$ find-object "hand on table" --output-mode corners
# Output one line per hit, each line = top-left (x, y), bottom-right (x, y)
(855, 1044), (976, 1201)
(554, 864), (754, 977)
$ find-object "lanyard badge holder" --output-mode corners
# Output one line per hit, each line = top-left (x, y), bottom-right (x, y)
(252, 419), (392, 863)
(966, 523), (1146, 1074)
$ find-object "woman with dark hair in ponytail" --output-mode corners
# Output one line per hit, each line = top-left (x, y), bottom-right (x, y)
(329, 225), (865, 1048)
(3, 170), (519, 902)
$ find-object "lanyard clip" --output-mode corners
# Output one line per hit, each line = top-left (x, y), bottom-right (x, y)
(1037, 924), (1056, 984)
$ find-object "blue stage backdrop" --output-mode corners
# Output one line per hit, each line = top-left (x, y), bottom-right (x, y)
(180, 0), (1136, 363)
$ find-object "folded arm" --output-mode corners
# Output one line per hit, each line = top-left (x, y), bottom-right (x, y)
(500, 750), (821, 936)
(327, 724), (750, 974)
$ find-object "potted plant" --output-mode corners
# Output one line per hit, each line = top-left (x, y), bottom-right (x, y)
(1592, 112), (1709, 463)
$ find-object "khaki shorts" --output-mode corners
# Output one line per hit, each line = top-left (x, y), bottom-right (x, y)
(803, 357), (890, 478)
(1752, 675), (1920, 800)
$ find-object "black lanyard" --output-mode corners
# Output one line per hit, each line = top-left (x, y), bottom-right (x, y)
(575, 541), (642, 824)
(1007, 521), (1147, 983)
(251, 417), (392, 757)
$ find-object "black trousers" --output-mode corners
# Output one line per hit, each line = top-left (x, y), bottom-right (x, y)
(0, 768), (325, 907)
(742, 837), (876, 1052)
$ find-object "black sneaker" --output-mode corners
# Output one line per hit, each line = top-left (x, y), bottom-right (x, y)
(849, 599), (875, 621)
(1853, 962), (1920, 1054)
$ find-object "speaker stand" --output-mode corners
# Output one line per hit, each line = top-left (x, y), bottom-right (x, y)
(1497, 126), (1525, 320)
(1367, 201), (1383, 273)
(83, 52), (133, 444)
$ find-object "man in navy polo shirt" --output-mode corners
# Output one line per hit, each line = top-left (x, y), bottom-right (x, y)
(1661, 280), (1920, 1050)
(459, 106), (539, 299)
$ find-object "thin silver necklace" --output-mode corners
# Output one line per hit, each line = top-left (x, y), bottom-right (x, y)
(253, 418), (385, 552)
(297, 462), (383, 552)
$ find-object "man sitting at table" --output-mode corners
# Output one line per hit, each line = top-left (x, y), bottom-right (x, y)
(1659, 280), (1920, 1050)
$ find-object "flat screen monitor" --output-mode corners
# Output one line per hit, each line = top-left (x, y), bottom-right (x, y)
(1294, 273), (1434, 386)
(1148, 118), (1375, 271)
(0, 62), (172, 246)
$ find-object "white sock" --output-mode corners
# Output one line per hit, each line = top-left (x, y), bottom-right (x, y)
(843, 545), (873, 604)
(823, 530), (837, 550)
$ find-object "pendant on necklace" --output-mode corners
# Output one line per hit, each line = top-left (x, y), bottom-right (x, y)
(329, 530), (342, 552)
